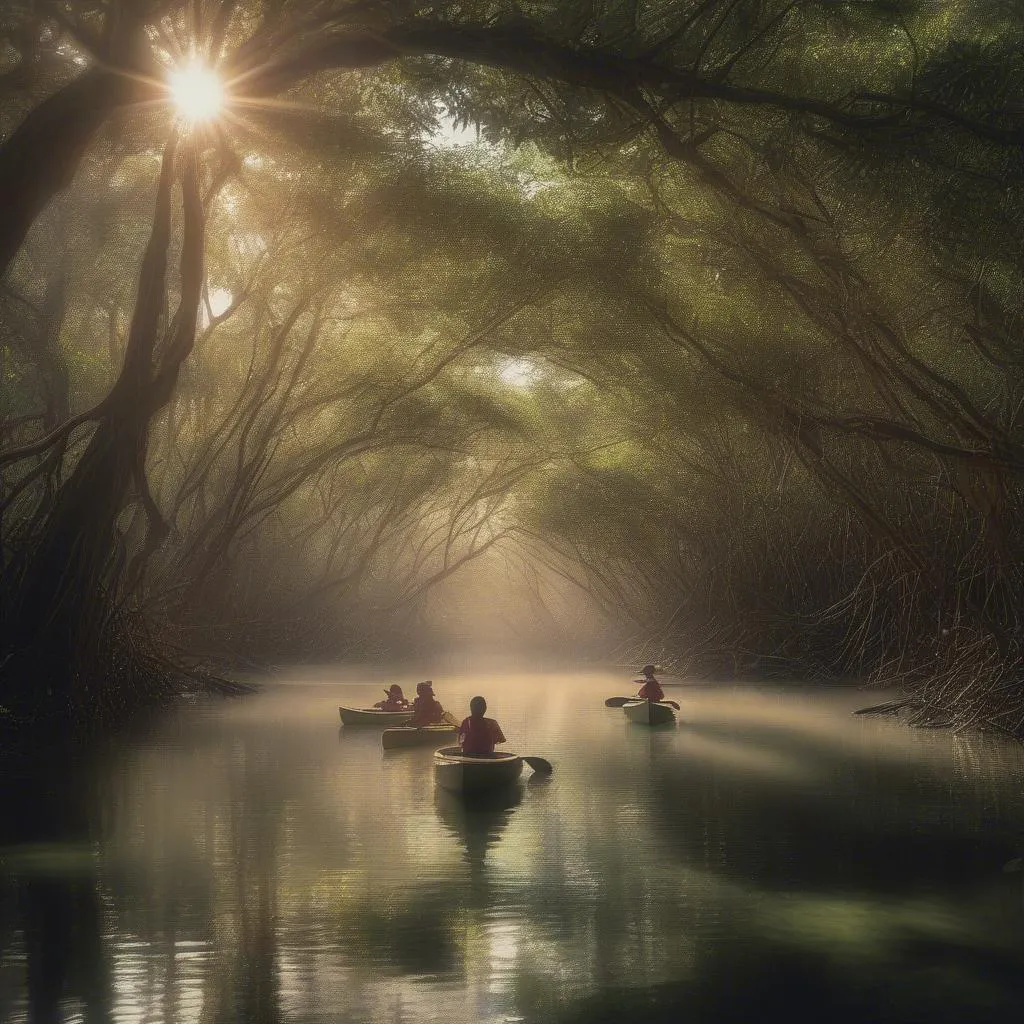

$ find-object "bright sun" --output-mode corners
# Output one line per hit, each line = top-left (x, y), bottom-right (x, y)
(169, 63), (224, 123)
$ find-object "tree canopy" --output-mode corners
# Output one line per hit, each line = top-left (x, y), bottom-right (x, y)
(1, 0), (1023, 733)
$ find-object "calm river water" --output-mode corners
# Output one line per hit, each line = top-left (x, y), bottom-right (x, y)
(2, 666), (1024, 1023)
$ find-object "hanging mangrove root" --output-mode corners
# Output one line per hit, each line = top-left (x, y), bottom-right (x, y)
(852, 698), (917, 716)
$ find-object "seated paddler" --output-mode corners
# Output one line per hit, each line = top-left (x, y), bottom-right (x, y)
(458, 696), (507, 756)
(374, 683), (409, 711)
(409, 680), (445, 726)
(634, 664), (664, 702)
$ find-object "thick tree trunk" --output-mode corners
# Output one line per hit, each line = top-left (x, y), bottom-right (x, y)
(6, 408), (148, 678)
(0, 134), (207, 717)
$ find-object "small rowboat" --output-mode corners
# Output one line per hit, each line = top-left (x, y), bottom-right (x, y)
(338, 706), (412, 726)
(433, 746), (524, 794)
(622, 699), (676, 726)
(381, 724), (458, 750)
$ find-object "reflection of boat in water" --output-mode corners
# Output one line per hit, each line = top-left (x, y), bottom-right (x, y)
(433, 746), (523, 793)
(623, 699), (676, 726)
(435, 783), (522, 871)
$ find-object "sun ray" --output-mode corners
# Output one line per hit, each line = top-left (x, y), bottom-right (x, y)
(229, 94), (332, 116)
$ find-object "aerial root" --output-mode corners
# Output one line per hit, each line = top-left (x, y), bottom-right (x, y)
(852, 698), (917, 716)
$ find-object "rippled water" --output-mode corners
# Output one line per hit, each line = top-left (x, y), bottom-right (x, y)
(2, 667), (1024, 1023)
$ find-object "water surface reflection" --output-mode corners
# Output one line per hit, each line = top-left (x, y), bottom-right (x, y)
(0, 670), (1022, 1022)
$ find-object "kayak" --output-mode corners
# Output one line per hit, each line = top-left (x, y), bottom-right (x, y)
(433, 746), (524, 794)
(382, 724), (458, 750)
(338, 706), (412, 726)
(622, 699), (676, 726)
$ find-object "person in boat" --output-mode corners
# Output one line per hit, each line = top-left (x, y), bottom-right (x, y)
(408, 680), (445, 726)
(374, 684), (409, 711)
(458, 696), (507, 756)
(634, 664), (664, 702)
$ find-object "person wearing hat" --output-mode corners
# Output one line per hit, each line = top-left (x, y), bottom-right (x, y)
(408, 680), (445, 726)
(634, 664), (664, 702)
(374, 683), (410, 711)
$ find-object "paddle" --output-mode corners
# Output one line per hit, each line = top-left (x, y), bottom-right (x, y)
(604, 696), (680, 710)
(523, 755), (553, 775)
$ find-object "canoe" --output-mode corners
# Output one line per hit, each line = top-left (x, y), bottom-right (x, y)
(622, 699), (676, 726)
(339, 706), (412, 726)
(382, 724), (458, 750)
(433, 746), (524, 794)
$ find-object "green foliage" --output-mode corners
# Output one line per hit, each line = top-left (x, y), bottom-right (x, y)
(1, 0), (1023, 716)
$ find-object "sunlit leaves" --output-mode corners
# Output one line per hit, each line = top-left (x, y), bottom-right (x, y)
(4, 0), (1024, 676)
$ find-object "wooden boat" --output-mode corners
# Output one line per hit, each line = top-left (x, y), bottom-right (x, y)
(381, 724), (458, 750)
(622, 699), (676, 726)
(338, 706), (412, 726)
(433, 746), (524, 794)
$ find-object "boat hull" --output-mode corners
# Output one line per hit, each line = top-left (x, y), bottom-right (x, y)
(382, 725), (458, 750)
(339, 706), (412, 726)
(433, 746), (524, 794)
(622, 700), (676, 726)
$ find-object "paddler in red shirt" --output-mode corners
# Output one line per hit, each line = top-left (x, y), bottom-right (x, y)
(409, 680), (445, 726)
(458, 696), (507, 756)
(634, 664), (664, 702)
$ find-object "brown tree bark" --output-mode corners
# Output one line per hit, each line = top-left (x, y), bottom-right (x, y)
(0, 132), (210, 715)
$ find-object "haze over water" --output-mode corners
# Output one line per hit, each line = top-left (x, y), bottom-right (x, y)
(2, 667), (1024, 1022)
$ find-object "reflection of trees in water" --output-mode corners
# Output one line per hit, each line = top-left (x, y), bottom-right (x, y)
(88, 718), (509, 1020)
(431, 775), (703, 1018)
(21, 871), (110, 1024)
(0, 731), (290, 1024)
(195, 743), (282, 1024)
(641, 718), (1024, 897)
(498, 712), (1024, 1024)
(0, 739), (286, 1024)
(504, 805), (700, 1011)
(505, 762), (701, 986)
(435, 710), (1024, 1023)
(0, 719), (578, 1023)
(0, 703), (701, 1021)
(549, 928), (1024, 1024)
(5, 689), (1023, 1024)
(333, 894), (461, 977)
(0, 747), (112, 1024)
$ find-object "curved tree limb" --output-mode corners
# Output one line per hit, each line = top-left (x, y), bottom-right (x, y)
(0, 405), (104, 469)
(4, 13), (1021, 280)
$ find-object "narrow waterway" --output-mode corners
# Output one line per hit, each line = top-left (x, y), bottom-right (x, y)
(2, 667), (1023, 1022)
